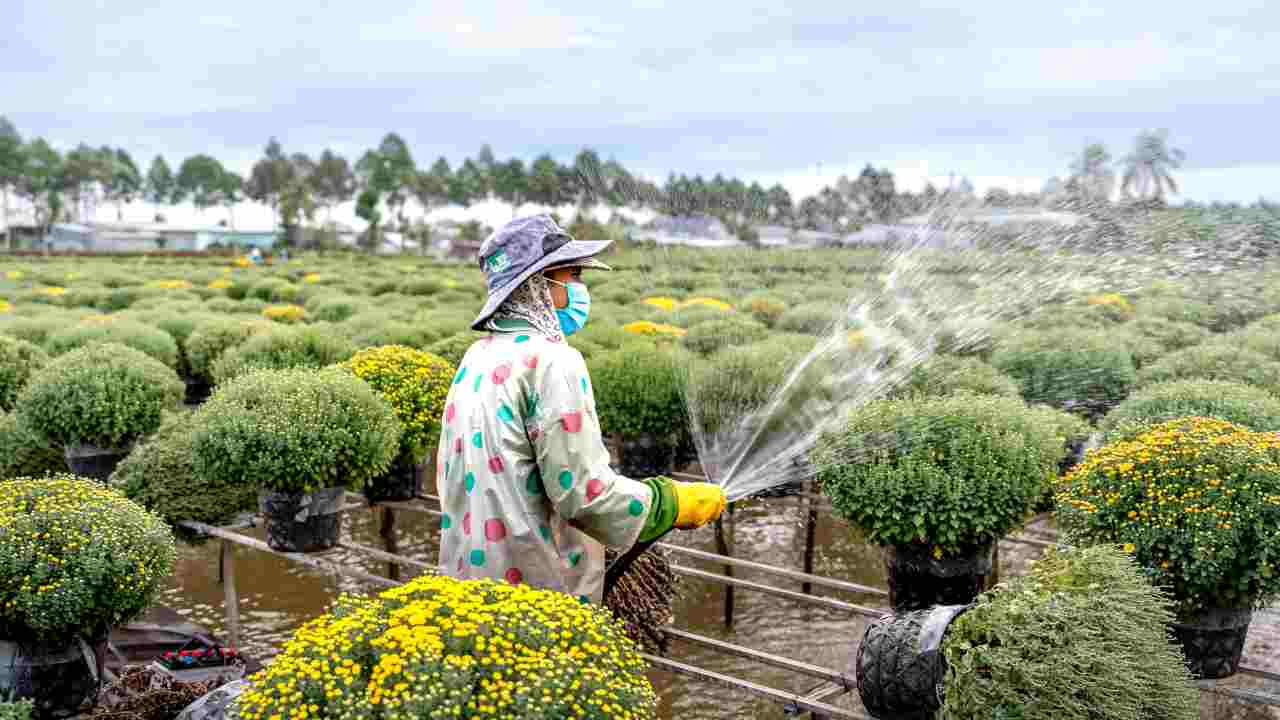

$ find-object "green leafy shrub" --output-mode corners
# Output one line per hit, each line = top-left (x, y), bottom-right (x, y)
(1135, 344), (1280, 390)
(0, 700), (33, 720)
(45, 318), (180, 370)
(991, 329), (1136, 417)
(0, 335), (48, 411)
(192, 367), (400, 493)
(1058, 417), (1280, 617)
(16, 343), (183, 449)
(887, 356), (1019, 400)
(185, 317), (272, 382)
(0, 474), (176, 644)
(427, 332), (482, 366)
(0, 412), (65, 478)
(306, 294), (369, 323)
(249, 278), (300, 303)
(814, 393), (1061, 556)
(210, 326), (357, 384)
(679, 316), (769, 355)
(203, 296), (266, 314)
(111, 414), (257, 527)
(775, 302), (837, 334)
(1101, 379), (1280, 441)
(682, 336), (814, 438)
(1126, 317), (1211, 363)
(233, 574), (656, 720)
(337, 345), (454, 461)
(342, 313), (441, 350)
(398, 277), (445, 296)
(0, 315), (67, 345)
(589, 346), (685, 438)
(940, 546), (1198, 720)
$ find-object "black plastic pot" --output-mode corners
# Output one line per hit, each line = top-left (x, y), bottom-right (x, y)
(1170, 607), (1253, 679)
(365, 458), (422, 503)
(856, 604), (971, 720)
(259, 487), (345, 553)
(883, 543), (993, 613)
(63, 444), (130, 483)
(0, 636), (105, 719)
(618, 434), (676, 479)
(184, 377), (212, 406)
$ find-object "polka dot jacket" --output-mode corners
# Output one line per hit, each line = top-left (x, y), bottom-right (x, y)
(435, 330), (654, 603)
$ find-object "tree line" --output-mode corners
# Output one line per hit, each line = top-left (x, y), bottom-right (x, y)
(0, 116), (1246, 250)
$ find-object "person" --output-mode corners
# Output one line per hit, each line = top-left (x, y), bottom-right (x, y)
(248, 246), (263, 264)
(436, 214), (725, 602)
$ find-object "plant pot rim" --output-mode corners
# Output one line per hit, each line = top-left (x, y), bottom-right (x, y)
(64, 443), (133, 458)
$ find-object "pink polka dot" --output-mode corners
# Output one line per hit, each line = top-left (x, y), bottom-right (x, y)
(454, 436), (463, 454)
(528, 428), (542, 443)
(446, 403), (455, 423)
(484, 518), (508, 542)
(505, 567), (523, 585)
(488, 455), (505, 473)
(462, 512), (472, 535)
(491, 363), (512, 384)
(585, 477), (605, 502)
(523, 353), (539, 369)
(456, 556), (464, 573)
(561, 410), (583, 433)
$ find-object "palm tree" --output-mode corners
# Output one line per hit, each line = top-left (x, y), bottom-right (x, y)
(1120, 130), (1186, 202)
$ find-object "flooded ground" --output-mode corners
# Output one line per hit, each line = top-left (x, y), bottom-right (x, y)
(155, 493), (1280, 719)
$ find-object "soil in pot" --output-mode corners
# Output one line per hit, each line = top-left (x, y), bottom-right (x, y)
(63, 444), (131, 483)
(1170, 606), (1253, 679)
(617, 434), (675, 479)
(0, 636), (105, 719)
(884, 543), (993, 613)
(364, 458), (422, 504)
(259, 487), (345, 553)
(856, 604), (971, 720)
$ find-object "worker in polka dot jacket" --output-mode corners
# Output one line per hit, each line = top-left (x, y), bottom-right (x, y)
(437, 214), (726, 603)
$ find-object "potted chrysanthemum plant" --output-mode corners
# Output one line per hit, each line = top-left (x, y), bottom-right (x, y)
(336, 345), (454, 502)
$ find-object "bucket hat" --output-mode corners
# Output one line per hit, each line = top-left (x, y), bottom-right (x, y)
(471, 214), (612, 330)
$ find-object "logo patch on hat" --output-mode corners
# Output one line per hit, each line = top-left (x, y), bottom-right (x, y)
(485, 249), (511, 274)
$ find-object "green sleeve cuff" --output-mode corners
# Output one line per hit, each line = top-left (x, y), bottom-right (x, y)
(637, 476), (678, 543)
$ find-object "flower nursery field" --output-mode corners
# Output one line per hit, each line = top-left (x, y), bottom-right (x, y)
(5, 244), (1280, 719)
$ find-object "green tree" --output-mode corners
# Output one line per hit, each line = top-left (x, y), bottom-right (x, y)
(1070, 142), (1115, 204)
(766, 183), (792, 223)
(310, 149), (355, 221)
(62, 143), (110, 222)
(0, 117), (23, 248)
(491, 158), (528, 216)
(355, 188), (382, 251)
(1120, 129), (1186, 204)
(475, 144), (497, 197)
(145, 155), (177, 206)
(527, 154), (562, 207)
(101, 148), (142, 220)
(246, 138), (295, 227)
(278, 153), (317, 248)
(15, 139), (66, 243)
(450, 157), (486, 207)
(218, 171), (244, 229)
(176, 154), (230, 213)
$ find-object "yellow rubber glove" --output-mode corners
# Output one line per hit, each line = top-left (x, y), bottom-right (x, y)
(672, 481), (727, 529)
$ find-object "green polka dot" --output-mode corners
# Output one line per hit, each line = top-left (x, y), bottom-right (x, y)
(558, 470), (573, 490)
(578, 594), (591, 604)
(441, 513), (452, 530)
(497, 404), (515, 422)
(525, 469), (543, 495)
(473, 373), (483, 392)
(465, 472), (476, 493)
(514, 334), (530, 343)
(538, 525), (552, 542)
(568, 551), (582, 567)
(472, 432), (483, 449)
(470, 549), (486, 566)
(628, 499), (645, 517)
(453, 367), (467, 385)
(580, 377), (588, 393)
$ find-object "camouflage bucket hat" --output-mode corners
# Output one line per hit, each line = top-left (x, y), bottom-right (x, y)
(471, 214), (612, 330)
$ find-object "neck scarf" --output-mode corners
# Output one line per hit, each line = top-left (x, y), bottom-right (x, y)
(485, 273), (565, 342)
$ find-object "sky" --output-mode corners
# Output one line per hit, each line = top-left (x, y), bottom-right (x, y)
(6, 0), (1279, 208)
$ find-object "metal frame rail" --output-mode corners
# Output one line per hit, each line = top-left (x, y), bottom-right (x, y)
(176, 490), (1280, 718)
